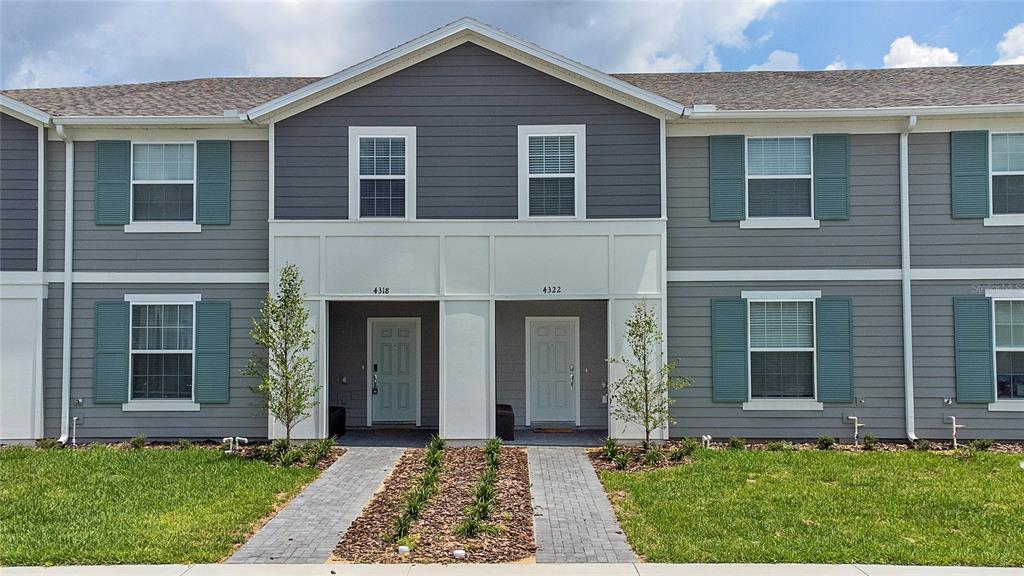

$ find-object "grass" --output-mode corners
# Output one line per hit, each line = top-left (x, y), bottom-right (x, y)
(0, 445), (318, 566)
(600, 449), (1024, 566)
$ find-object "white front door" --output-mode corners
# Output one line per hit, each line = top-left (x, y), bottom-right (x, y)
(369, 318), (419, 424)
(528, 317), (578, 424)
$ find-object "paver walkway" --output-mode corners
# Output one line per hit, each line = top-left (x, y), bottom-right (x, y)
(527, 446), (636, 563)
(227, 447), (405, 564)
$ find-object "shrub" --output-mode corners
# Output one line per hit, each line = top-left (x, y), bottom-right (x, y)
(766, 441), (795, 452)
(280, 448), (304, 467)
(816, 435), (836, 450)
(269, 438), (290, 459)
(427, 435), (446, 452)
(863, 435), (878, 451)
(913, 438), (932, 451)
(969, 438), (993, 452)
(601, 436), (621, 461)
(35, 438), (61, 450)
(728, 437), (746, 451)
(302, 437), (335, 467)
(642, 445), (665, 466)
(176, 438), (193, 450)
(129, 434), (147, 450)
(668, 445), (687, 461)
(392, 512), (413, 540)
(613, 452), (629, 470)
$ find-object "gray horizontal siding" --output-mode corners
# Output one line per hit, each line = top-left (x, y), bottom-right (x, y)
(495, 300), (608, 430)
(667, 281), (906, 439)
(44, 282), (270, 440)
(909, 132), (1024, 268)
(45, 141), (65, 271)
(667, 134), (901, 270)
(327, 301), (439, 428)
(275, 42), (660, 220)
(65, 141), (268, 272)
(911, 280), (1024, 440)
(1, 113), (38, 271)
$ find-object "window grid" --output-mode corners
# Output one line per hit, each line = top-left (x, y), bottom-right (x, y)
(748, 300), (817, 400)
(357, 136), (407, 218)
(131, 142), (196, 223)
(746, 136), (814, 219)
(129, 303), (195, 401)
(991, 133), (1024, 216)
(527, 134), (577, 217)
(995, 299), (1024, 400)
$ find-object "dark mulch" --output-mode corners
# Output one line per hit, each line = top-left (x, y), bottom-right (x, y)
(333, 446), (535, 564)
(589, 439), (1024, 473)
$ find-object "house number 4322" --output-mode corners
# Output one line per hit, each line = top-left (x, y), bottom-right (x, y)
(373, 287), (391, 295)
(541, 286), (562, 294)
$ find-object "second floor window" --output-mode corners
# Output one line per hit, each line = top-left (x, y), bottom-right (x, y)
(749, 300), (816, 399)
(996, 299), (1024, 400)
(132, 143), (195, 222)
(518, 124), (586, 219)
(359, 136), (407, 218)
(746, 137), (812, 218)
(991, 133), (1024, 215)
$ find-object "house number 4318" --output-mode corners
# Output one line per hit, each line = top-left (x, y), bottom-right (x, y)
(373, 287), (391, 295)
(541, 286), (562, 294)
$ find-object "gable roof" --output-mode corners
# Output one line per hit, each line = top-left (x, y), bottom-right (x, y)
(614, 65), (1024, 112)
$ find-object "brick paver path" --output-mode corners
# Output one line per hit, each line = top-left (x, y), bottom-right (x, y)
(227, 447), (405, 564)
(527, 446), (636, 563)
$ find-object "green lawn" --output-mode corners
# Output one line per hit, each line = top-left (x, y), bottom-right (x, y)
(600, 449), (1024, 566)
(0, 445), (318, 566)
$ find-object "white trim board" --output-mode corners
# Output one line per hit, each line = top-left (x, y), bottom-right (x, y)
(44, 272), (270, 284)
(244, 18), (683, 122)
(0, 95), (50, 126)
(668, 269), (901, 282)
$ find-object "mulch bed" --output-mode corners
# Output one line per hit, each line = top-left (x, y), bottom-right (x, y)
(333, 446), (535, 564)
(589, 439), (1024, 473)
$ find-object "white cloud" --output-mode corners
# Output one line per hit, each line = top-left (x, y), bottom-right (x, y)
(747, 49), (801, 71)
(883, 36), (959, 68)
(2, 1), (782, 88)
(824, 57), (847, 71)
(995, 22), (1024, 65)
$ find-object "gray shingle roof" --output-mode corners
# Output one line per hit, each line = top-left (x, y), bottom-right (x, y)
(611, 65), (1024, 111)
(3, 65), (1022, 118)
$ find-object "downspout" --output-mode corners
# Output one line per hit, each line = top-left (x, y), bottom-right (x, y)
(900, 115), (918, 441)
(55, 123), (74, 445)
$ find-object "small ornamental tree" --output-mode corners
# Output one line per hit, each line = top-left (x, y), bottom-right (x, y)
(244, 263), (318, 444)
(607, 299), (692, 446)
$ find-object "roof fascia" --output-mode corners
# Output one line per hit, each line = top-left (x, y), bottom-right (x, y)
(0, 95), (51, 126)
(680, 103), (1024, 120)
(53, 115), (250, 126)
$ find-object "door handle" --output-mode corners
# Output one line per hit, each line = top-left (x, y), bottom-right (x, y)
(372, 372), (379, 395)
(569, 364), (575, 389)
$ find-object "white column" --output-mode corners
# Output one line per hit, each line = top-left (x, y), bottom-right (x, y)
(607, 297), (667, 442)
(439, 299), (492, 440)
(0, 286), (46, 442)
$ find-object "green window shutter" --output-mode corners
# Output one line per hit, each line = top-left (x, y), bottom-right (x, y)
(712, 298), (748, 402)
(709, 135), (745, 221)
(94, 301), (129, 404)
(816, 298), (853, 402)
(196, 140), (231, 225)
(950, 131), (989, 219)
(195, 300), (231, 404)
(94, 141), (130, 225)
(813, 134), (849, 220)
(954, 297), (994, 403)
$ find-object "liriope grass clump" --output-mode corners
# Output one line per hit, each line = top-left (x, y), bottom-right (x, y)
(454, 437), (504, 538)
(391, 435), (446, 541)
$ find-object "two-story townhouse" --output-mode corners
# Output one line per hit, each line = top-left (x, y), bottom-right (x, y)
(1, 18), (1022, 444)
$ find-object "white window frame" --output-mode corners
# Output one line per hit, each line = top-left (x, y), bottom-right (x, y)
(122, 293), (202, 412)
(517, 124), (587, 220)
(348, 126), (417, 220)
(989, 290), (1024, 411)
(741, 290), (823, 411)
(984, 132), (1024, 227)
(125, 141), (201, 233)
(741, 135), (819, 230)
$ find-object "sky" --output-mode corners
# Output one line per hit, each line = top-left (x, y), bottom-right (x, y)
(2, 1), (1023, 90)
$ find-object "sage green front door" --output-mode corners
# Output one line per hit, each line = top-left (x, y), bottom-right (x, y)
(528, 318), (577, 424)
(370, 319), (418, 424)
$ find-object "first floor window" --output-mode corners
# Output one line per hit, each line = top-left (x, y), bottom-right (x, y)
(746, 137), (812, 218)
(995, 299), (1024, 399)
(132, 143), (195, 221)
(130, 303), (194, 400)
(749, 300), (815, 399)
(358, 136), (407, 218)
(991, 133), (1024, 215)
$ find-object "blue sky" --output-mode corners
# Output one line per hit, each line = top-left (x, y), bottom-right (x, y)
(2, 1), (1023, 89)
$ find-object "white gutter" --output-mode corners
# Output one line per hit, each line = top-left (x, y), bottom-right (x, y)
(683, 103), (1024, 120)
(900, 115), (918, 441)
(54, 115), (249, 126)
(55, 123), (73, 445)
